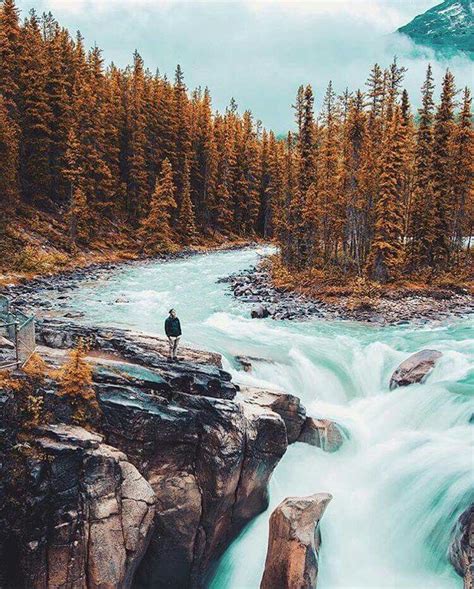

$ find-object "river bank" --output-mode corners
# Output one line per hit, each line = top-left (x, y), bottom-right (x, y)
(4, 244), (473, 327)
(223, 261), (474, 325)
(0, 236), (257, 288)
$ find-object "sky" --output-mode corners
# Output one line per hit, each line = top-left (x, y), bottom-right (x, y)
(15, 0), (474, 132)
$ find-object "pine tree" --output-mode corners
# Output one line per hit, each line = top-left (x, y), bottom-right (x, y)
(367, 107), (405, 282)
(280, 132), (298, 267)
(213, 113), (235, 233)
(191, 87), (217, 230)
(234, 111), (260, 235)
(0, 94), (18, 232)
(104, 63), (125, 213)
(408, 65), (436, 270)
(62, 128), (84, 196)
(172, 65), (192, 211)
(451, 87), (473, 257)
(384, 57), (407, 122)
(69, 45), (115, 222)
(318, 81), (343, 262)
(126, 51), (149, 225)
(156, 75), (177, 170)
(177, 158), (197, 244)
(67, 186), (89, 247)
(360, 63), (385, 262)
(263, 131), (283, 238)
(399, 89), (415, 246)
(139, 158), (177, 252)
(57, 343), (99, 426)
(431, 69), (456, 271)
(341, 90), (366, 273)
(18, 10), (52, 206)
(290, 84), (318, 269)
(298, 84), (317, 195)
(0, 0), (21, 122)
(44, 20), (75, 205)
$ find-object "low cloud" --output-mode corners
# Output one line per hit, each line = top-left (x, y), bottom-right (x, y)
(16, 0), (473, 131)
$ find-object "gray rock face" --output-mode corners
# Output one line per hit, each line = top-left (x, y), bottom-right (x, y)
(298, 417), (345, 452)
(99, 385), (288, 588)
(260, 493), (332, 589)
(389, 349), (442, 389)
(449, 504), (474, 588)
(0, 335), (14, 349)
(4, 425), (155, 589)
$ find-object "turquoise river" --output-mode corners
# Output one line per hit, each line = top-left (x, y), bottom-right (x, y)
(54, 246), (473, 589)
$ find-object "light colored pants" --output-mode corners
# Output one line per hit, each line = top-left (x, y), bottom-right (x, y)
(168, 336), (180, 359)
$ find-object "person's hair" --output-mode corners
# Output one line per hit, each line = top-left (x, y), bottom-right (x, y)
(169, 308), (175, 314)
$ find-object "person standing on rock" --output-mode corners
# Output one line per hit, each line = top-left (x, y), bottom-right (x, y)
(165, 308), (182, 361)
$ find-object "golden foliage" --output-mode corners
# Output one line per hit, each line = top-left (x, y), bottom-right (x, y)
(0, 370), (22, 392)
(21, 394), (44, 430)
(0, 357), (48, 429)
(56, 343), (100, 427)
(22, 352), (49, 381)
(12, 245), (69, 274)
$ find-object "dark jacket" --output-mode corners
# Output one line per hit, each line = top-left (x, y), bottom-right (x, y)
(165, 316), (182, 337)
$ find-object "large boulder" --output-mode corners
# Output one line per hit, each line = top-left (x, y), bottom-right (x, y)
(0, 424), (155, 589)
(389, 349), (442, 389)
(233, 394), (290, 531)
(234, 355), (275, 373)
(251, 305), (270, 319)
(238, 386), (306, 444)
(298, 417), (345, 452)
(260, 493), (332, 589)
(449, 504), (474, 588)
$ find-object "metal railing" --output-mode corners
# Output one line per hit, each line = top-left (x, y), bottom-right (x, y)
(0, 295), (36, 369)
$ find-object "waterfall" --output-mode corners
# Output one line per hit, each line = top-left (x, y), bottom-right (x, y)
(52, 246), (472, 589)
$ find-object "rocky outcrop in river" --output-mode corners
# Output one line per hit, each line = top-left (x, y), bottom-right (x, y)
(260, 493), (332, 589)
(297, 417), (345, 452)
(450, 504), (474, 589)
(389, 349), (443, 389)
(237, 386), (306, 444)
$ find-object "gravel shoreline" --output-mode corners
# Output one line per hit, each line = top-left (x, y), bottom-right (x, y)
(2, 245), (472, 326)
(221, 264), (473, 325)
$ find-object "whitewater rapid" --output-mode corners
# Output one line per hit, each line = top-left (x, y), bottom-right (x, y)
(54, 246), (473, 589)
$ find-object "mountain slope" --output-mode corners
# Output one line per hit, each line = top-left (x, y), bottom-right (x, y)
(397, 0), (473, 56)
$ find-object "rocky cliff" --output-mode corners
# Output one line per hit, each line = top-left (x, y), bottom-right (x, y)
(0, 321), (294, 588)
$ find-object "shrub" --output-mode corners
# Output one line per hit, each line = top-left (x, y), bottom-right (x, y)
(12, 245), (69, 274)
(56, 343), (101, 427)
(22, 353), (48, 381)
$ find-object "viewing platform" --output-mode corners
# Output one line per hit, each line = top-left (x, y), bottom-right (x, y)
(0, 294), (36, 370)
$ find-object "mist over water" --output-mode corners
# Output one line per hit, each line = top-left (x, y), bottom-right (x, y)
(56, 247), (473, 589)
